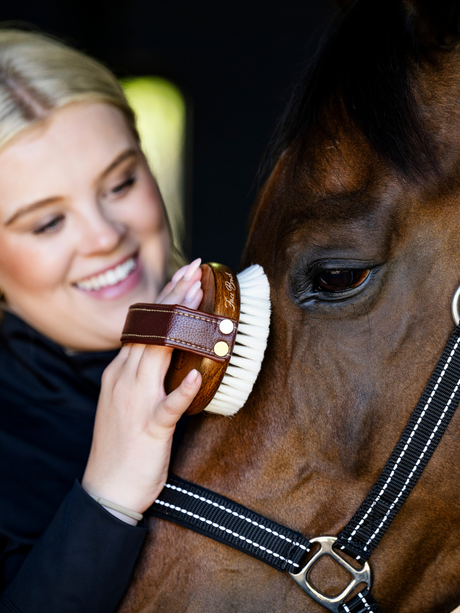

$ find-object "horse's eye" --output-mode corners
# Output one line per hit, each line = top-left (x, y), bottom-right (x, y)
(315, 269), (370, 293)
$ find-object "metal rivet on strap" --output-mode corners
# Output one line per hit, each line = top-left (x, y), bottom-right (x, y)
(214, 341), (229, 357)
(219, 319), (234, 335)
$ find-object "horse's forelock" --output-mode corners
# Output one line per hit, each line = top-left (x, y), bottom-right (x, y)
(265, 0), (460, 186)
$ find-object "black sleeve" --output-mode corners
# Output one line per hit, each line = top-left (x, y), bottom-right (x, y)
(0, 481), (146, 613)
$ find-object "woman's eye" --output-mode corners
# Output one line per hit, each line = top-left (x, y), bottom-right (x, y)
(111, 176), (136, 195)
(33, 215), (65, 235)
(314, 268), (371, 293)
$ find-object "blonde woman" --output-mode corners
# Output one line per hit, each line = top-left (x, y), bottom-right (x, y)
(0, 29), (203, 612)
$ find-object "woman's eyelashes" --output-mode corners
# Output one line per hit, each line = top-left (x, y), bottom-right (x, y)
(26, 168), (138, 236)
(33, 214), (65, 235)
(108, 174), (137, 198)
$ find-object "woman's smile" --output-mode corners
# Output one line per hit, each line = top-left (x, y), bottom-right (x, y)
(74, 252), (142, 300)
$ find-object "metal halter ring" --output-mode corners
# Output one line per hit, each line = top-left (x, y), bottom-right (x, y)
(452, 286), (460, 326)
(453, 286), (460, 326)
(289, 536), (372, 613)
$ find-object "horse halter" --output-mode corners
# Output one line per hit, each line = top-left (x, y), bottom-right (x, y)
(149, 287), (460, 613)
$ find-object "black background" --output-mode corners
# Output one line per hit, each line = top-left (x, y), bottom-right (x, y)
(0, 0), (334, 269)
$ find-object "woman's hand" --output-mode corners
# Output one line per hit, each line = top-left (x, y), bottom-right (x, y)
(82, 258), (203, 519)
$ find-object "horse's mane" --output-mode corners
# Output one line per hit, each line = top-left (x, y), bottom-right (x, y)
(268, 0), (460, 182)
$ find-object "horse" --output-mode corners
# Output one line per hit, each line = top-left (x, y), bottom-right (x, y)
(118, 1), (460, 611)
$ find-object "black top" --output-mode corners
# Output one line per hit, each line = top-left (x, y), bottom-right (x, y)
(0, 311), (185, 612)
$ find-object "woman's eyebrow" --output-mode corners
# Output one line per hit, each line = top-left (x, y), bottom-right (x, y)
(99, 148), (138, 179)
(4, 148), (139, 226)
(5, 196), (62, 226)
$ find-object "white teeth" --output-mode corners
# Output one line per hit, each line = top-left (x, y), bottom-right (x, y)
(76, 257), (136, 291)
(105, 270), (117, 285)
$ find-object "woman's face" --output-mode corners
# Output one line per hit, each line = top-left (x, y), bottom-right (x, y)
(0, 102), (170, 350)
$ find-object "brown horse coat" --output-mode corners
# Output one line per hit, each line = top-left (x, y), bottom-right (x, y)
(119, 1), (460, 611)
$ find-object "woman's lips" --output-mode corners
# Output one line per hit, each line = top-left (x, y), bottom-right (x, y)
(74, 254), (142, 301)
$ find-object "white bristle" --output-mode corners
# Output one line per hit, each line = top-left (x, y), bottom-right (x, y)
(235, 295), (263, 307)
(233, 326), (266, 346)
(238, 302), (269, 316)
(219, 378), (253, 394)
(238, 312), (266, 328)
(215, 387), (249, 402)
(205, 400), (238, 416)
(236, 323), (268, 339)
(204, 264), (271, 416)
(226, 357), (260, 373)
(231, 344), (264, 360)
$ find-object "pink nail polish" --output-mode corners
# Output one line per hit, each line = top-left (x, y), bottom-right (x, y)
(171, 265), (188, 283)
(184, 258), (202, 281)
(185, 280), (201, 302)
(185, 369), (199, 385)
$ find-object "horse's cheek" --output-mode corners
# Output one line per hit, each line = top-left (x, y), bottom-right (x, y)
(117, 519), (313, 613)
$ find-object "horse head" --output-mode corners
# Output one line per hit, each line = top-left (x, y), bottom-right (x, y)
(120, 1), (460, 611)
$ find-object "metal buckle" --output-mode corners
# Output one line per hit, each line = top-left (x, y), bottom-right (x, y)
(289, 536), (371, 612)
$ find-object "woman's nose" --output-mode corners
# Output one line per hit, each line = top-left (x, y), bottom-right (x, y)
(78, 207), (126, 255)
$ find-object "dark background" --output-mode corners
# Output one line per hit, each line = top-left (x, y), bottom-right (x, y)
(0, 0), (334, 270)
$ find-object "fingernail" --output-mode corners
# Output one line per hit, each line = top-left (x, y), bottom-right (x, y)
(184, 258), (202, 281)
(185, 369), (199, 385)
(171, 264), (188, 283)
(185, 280), (201, 302)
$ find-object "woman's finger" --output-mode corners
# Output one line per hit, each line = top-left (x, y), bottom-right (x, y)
(183, 258), (202, 281)
(156, 259), (201, 303)
(184, 280), (201, 304)
(171, 263), (189, 284)
(135, 343), (173, 387)
(160, 259), (202, 306)
(105, 343), (152, 392)
(154, 369), (202, 429)
(101, 343), (132, 385)
(185, 286), (203, 310)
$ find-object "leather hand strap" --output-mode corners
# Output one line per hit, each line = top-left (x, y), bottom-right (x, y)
(121, 303), (238, 362)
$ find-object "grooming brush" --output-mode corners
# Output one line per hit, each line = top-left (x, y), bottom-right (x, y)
(121, 263), (271, 416)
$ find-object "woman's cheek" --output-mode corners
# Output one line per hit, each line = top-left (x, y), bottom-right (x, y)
(125, 170), (167, 232)
(0, 236), (69, 294)
(125, 197), (166, 236)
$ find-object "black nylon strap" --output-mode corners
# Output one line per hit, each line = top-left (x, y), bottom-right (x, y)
(149, 475), (311, 572)
(149, 477), (380, 610)
(339, 589), (381, 613)
(337, 326), (460, 561)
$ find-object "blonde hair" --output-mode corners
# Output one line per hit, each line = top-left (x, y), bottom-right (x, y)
(0, 28), (137, 151)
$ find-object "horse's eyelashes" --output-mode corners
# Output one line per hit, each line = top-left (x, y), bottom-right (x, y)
(315, 269), (371, 293)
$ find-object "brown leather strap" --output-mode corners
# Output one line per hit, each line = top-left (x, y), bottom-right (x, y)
(121, 303), (238, 362)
